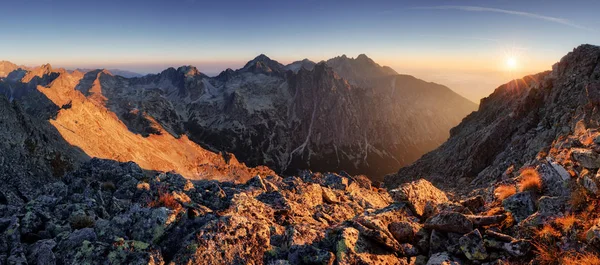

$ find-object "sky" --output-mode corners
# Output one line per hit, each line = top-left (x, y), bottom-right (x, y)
(1, 0), (599, 102)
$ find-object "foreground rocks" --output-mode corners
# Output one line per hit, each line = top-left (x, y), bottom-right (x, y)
(8, 159), (599, 264)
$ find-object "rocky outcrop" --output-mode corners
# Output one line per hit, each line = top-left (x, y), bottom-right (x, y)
(386, 44), (600, 192)
(8, 156), (594, 264)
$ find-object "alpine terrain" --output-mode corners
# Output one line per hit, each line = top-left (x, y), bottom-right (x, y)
(1, 45), (600, 265)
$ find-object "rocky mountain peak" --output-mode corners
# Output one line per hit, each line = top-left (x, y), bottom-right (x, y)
(176, 65), (203, 78)
(284, 59), (316, 73)
(0, 61), (21, 78)
(356, 53), (372, 61)
(326, 54), (398, 86)
(241, 54), (285, 74)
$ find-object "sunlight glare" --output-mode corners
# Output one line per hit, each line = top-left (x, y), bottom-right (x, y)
(506, 57), (517, 70)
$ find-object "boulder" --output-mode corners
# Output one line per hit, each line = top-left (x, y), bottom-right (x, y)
(580, 174), (599, 195)
(460, 196), (485, 212)
(502, 192), (536, 223)
(27, 239), (57, 265)
(571, 148), (600, 169)
(424, 212), (473, 234)
(390, 179), (449, 218)
(426, 252), (463, 265)
(586, 221), (600, 247)
(484, 238), (531, 257)
(321, 187), (338, 204)
(538, 161), (571, 196)
(458, 230), (488, 261)
(389, 221), (421, 243)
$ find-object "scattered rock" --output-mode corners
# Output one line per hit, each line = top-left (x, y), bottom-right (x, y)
(389, 221), (421, 243)
(424, 212), (473, 234)
(390, 179), (449, 218)
(426, 252), (462, 265)
(460, 195), (485, 212)
(572, 148), (600, 169)
(459, 230), (488, 261)
(502, 192), (536, 223)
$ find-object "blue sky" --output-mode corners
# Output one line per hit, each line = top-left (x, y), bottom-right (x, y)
(1, 0), (599, 101)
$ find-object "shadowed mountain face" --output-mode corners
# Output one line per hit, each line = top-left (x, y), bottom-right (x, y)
(385, 44), (600, 191)
(72, 68), (144, 78)
(0, 54), (476, 181)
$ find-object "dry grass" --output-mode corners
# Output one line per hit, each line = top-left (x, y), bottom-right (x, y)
(535, 224), (561, 242)
(500, 212), (516, 230)
(533, 242), (562, 265)
(148, 192), (179, 209)
(485, 206), (505, 216)
(581, 135), (595, 146)
(561, 252), (600, 265)
(518, 168), (543, 193)
(495, 184), (517, 200)
(554, 214), (578, 233)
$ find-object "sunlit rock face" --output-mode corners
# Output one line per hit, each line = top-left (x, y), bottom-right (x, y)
(0, 65), (273, 183)
(385, 44), (600, 191)
(0, 54), (476, 181)
(0, 61), (22, 78)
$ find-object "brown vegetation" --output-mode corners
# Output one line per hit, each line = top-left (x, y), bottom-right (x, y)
(554, 214), (578, 233)
(562, 253), (600, 265)
(518, 168), (542, 193)
(495, 184), (517, 200)
(535, 224), (561, 243)
(148, 191), (179, 209)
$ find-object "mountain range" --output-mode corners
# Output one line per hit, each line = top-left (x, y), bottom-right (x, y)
(0, 54), (477, 181)
(0, 45), (600, 264)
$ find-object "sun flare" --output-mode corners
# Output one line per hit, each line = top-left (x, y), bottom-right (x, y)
(506, 57), (518, 70)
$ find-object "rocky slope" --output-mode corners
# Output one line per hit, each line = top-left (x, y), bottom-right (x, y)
(22, 54), (473, 181)
(2, 155), (599, 264)
(386, 44), (600, 192)
(0, 65), (273, 183)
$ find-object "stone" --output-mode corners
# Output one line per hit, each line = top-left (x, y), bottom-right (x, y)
(571, 148), (600, 169)
(424, 212), (473, 234)
(426, 252), (462, 265)
(246, 175), (267, 191)
(27, 239), (57, 265)
(586, 222), (600, 247)
(465, 214), (507, 227)
(484, 238), (531, 257)
(321, 187), (338, 204)
(537, 196), (568, 216)
(390, 179), (449, 217)
(581, 175), (599, 195)
(502, 192), (536, 223)
(538, 161), (569, 197)
(460, 196), (485, 212)
(389, 221), (421, 243)
(458, 230), (488, 261)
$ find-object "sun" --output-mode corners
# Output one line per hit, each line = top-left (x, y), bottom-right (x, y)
(506, 57), (518, 70)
